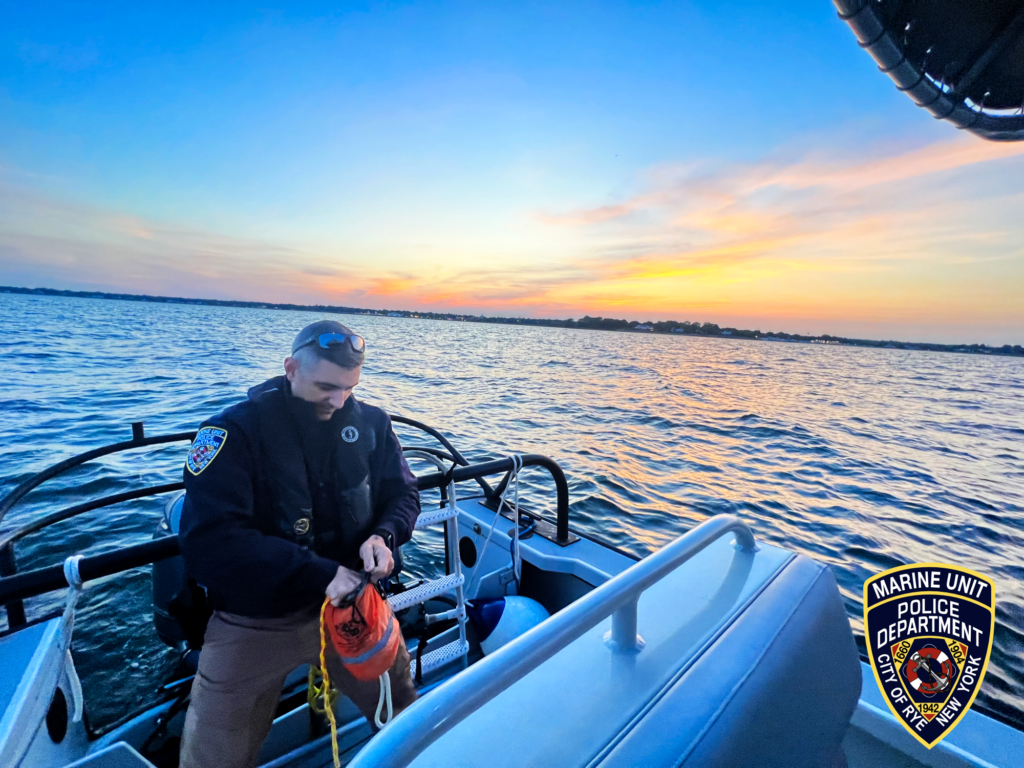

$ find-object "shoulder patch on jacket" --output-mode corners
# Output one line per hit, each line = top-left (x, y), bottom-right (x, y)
(187, 427), (228, 475)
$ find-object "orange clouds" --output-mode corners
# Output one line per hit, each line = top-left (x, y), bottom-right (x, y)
(511, 135), (1024, 331)
(762, 137), (1024, 194)
(365, 276), (419, 296)
(535, 200), (647, 227)
(2, 134), (1023, 343)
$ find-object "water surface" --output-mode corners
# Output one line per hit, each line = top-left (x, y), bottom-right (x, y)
(1, 293), (1022, 730)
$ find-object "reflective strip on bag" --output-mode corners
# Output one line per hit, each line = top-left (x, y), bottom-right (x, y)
(338, 615), (396, 666)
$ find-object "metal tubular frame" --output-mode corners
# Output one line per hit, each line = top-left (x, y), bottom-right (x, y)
(0, 445), (573, 611)
(0, 537), (183, 608)
(0, 423), (195, 628)
(0, 424), (195, 529)
(437, 455), (571, 543)
(0, 545), (25, 627)
(401, 445), (457, 466)
(390, 415), (493, 497)
(348, 515), (757, 768)
(0, 483), (185, 551)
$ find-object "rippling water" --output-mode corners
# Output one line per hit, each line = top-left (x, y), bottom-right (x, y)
(2, 293), (1022, 731)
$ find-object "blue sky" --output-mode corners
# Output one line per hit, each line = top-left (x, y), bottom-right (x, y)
(2, 1), (1022, 344)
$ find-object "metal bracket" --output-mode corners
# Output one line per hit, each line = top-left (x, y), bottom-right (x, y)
(494, 504), (580, 547)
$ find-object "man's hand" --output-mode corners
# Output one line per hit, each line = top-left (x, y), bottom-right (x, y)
(360, 534), (394, 583)
(325, 565), (363, 606)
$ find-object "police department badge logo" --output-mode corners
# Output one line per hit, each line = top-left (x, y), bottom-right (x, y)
(864, 563), (994, 749)
(341, 426), (358, 443)
(186, 427), (228, 476)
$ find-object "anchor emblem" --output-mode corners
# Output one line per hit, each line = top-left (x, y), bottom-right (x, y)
(907, 650), (950, 694)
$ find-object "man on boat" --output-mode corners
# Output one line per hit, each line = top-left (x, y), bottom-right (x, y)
(177, 320), (420, 768)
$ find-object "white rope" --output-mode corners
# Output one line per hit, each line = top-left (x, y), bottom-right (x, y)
(59, 555), (85, 652)
(58, 555), (87, 725)
(63, 554), (84, 591)
(65, 649), (84, 723)
(374, 671), (393, 729)
(510, 458), (523, 584)
(466, 454), (523, 596)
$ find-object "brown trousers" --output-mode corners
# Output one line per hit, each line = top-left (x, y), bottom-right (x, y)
(180, 607), (417, 768)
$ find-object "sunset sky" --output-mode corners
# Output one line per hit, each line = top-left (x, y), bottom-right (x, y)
(2, 1), (1023, 344)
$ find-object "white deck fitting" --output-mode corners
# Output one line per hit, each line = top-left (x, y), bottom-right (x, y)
(454, 498), (626, 589)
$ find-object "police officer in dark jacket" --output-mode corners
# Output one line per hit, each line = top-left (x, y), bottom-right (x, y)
(179, 320), (420, 768)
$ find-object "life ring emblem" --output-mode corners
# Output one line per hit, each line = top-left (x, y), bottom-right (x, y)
(293, 518), (311, 536)
(341, 426), (359, 443)
(904, 645), (955, 696)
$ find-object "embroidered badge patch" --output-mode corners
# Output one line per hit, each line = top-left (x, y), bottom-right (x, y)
(186, 427), (228, 476)
(341, 426), (359, 443)
(864, 563), (994, 749)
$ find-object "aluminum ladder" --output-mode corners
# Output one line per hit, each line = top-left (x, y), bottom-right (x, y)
(387, 451), (469, 679)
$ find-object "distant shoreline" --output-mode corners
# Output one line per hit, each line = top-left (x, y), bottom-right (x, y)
(3, 285), (1021, 357)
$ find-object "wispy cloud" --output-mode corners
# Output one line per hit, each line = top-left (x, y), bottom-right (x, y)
(0, 179), (360, 301)
(2, 134), (1023, 342)
(536, 200), (648, 227)
(523, 136), (1024, 326)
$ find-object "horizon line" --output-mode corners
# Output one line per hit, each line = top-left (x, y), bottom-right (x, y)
(2, 284), (1021, 357)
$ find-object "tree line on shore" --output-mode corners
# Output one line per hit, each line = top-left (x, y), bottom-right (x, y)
(3, 285), (1021, 357)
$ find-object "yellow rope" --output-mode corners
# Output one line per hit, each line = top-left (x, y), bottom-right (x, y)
(307, 665), (338, 715)
(319, 597), (341, 768)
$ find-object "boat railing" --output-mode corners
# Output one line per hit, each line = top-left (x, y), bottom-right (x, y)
(0, 422), (194, 530)
(347, 514), (757, 768)
(0, 422), (195, 628)
(0, 427), (573, 624)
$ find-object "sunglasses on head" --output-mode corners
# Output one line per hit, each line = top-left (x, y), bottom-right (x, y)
(296, 332), (366, 355)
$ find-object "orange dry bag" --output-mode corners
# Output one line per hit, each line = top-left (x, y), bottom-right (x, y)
(318, 572), (399, 750)
(324, 574), (400, 681)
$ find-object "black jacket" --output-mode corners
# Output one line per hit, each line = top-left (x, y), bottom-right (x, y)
(179, 376), (420, 617)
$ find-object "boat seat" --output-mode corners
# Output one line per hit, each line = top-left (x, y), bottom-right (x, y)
(408, 537), (861, 767)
